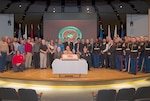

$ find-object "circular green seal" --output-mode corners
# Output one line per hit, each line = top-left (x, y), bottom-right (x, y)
(58, 26), (82, 42)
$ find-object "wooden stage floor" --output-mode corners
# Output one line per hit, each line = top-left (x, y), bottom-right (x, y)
(0, 68), (150, 82)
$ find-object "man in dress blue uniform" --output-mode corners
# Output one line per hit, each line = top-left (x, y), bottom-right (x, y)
(138, 36), (145, 71)
(123, 36), (131, 72)
(143, 36), (150, 73)
(115, 37), (123, 71)
(93, 38), (100, 68)
(129, 37), (139, 75)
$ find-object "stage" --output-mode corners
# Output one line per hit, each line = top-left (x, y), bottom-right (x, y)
(0, 68), (150, 86)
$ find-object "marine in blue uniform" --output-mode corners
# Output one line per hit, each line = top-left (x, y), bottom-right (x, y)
(129, 37), (139, 75)
(92, 38), (100, 68)
(115, 37), (123, 71)
(138, 36), (145, 71)
(123, 37), (131, 72)
(143, 36), (150, 73)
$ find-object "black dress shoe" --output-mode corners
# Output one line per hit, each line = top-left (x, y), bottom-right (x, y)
(0, 71), (4, 73)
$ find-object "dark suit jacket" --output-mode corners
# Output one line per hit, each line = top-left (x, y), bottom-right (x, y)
(75, 43), (82, 53)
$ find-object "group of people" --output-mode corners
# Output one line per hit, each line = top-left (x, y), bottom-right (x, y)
(0, 35), (150, 75)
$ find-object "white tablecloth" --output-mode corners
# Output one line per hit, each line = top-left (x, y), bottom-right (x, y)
(52, 59), (88, 74)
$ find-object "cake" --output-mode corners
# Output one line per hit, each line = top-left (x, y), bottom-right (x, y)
(61, 54), (79, 60)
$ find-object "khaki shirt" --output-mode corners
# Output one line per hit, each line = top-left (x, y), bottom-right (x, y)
(0, 41), (8, 53)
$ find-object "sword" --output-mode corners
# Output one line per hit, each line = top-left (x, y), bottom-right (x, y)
(140, 58), (145, 72)
(128, 57), (131, 73)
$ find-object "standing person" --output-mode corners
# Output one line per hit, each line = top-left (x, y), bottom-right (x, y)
(85, 39), (92, 67)
(129, 37), (139, 75)
(24, 39), (32, 69)
(138, 36), (145, 71)
(81, 38), (86, 51)
(75, 38), (82, 55)
(115, 37), (123, 71)
(57, 39), (64, 53)
(80, 46), (91, 71)
(107, 40), (116, 69)
(101, 39), (109, 68)
(40, 39), (48, 69)
(6, 38), (14, 70)
(13, 37), (19, 53)
(0, 36), (8, 73)
(48, 39), (56, 68)
(93, 38), (100, 68)
(32, 38), (40, 69)
(18, 39), (25, 55)
(85, 39), (92, 53)
(143, 36), (150, 73)
(123, 36), (131, 72)
(12, 50), (25, 72)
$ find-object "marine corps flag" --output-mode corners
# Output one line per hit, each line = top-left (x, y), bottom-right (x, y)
(99, 25), (103, 39)
(121, 25), (124, 39)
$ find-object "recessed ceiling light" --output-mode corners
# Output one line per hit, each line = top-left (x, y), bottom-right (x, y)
(19, 3), (22, 8)
(119, 5), (123, 9)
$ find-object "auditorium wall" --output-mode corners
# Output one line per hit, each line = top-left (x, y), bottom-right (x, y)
(126, 14), (148, 37)
(0, 14), (14, 38)
(43, 13), (97, 42)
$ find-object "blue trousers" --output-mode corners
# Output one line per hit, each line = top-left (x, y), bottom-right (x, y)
(125, 56), (129, 71)
(115, 55), (123, 71)
(138, 56), (144, 70)
(0, 52), (7, 72)
(145, 57), (150, 73)
(93, 54), (100, 68)
(130, 58), (137, 74)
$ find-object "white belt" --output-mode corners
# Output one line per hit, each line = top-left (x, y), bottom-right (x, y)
(145, 48), (150, 50)
(94, 48), (100, 50)
(126, 48), (130, 50)
(131, 50), (138, 52)
(116, 48), (122, 50)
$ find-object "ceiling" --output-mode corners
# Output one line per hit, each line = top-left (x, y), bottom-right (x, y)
(0, 0), (150, 33)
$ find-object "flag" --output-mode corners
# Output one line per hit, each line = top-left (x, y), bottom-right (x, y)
(99, 25), (103, 39)
(18, 24), (22, 39)
(121, 24), (124, 39)
(107, 25), (111, 38)
(37, 24), (41, 38)
(114, 25), (117, 38)
(30, 24), (34, 38)
(23, 24), (27, 39)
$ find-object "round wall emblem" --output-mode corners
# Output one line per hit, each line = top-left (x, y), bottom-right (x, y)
(58, 26), (82, 42)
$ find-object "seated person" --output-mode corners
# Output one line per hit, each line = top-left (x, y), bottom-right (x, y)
(80, 46), (91, 70)
(12, 50), (25, 72)
(63, 45), (72, 54)
(54, 47), (62, 59)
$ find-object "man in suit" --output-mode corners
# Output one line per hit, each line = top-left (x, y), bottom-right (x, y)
(75, 38), (82, 55)
(107, 40), (116, 69)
